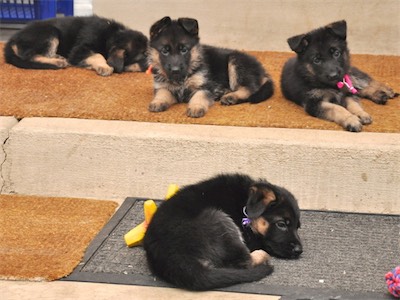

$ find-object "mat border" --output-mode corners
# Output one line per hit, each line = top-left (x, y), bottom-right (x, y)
(62, 197), (391, 300)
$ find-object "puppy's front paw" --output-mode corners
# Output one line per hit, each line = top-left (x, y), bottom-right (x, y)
(187, 107), (206, 118)
(250, 249), (270, 266)
(54, 56), (69, 68)
(344, 115), (363, 132)
(95, 65), (114, 76)
(357, 111), (373, 125)
(149, 100), (171, 112)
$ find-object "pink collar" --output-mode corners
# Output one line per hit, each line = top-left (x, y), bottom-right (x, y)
(337, 74), (358, 94)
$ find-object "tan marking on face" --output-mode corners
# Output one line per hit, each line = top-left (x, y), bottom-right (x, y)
(113, 49), (125, 59)
(188, 45), (202, 72)
(125, 63), (142, 72)
(148, 47), (168, 77)
(84, 53), (114, 76)
(251, 217), (269, 236)
(148, 48), (161, 68)
(187, 90), (213, 118)
(149, 88), (177, 112)
(305, 63), (315, 76)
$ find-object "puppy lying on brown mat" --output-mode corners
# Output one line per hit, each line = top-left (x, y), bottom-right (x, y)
(4, 16), (148, 76)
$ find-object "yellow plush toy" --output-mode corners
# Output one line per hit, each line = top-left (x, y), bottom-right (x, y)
(124, 184), (179, 247)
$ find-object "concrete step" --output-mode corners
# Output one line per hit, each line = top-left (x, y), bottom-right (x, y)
(1, 116), (399, 214)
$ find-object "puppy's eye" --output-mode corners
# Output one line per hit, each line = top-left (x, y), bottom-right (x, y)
(180, 46), (188, 55)
(276, 221), (288, 231)
(161, 47), (170, 56)
(332, 49), (341, 59)
(313, 57), (322, 65)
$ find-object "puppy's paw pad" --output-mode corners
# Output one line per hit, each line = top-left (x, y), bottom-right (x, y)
(149, 101), (170, 112)
(250, 249), (270, 266)
(96, 65), (114, 76)
(55, 57), (69, 68)
(187, 106), (206, 118)
(344, 115), (363, 132)
(358, 113), (372, 125)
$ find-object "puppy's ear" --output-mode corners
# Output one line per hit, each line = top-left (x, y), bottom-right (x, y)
(287, 34), (309, 53)
(246, 185), (276, 219)
(178, 18), (199, 36)
(150, 16), (172, 39)
(327, 20), (347, 40)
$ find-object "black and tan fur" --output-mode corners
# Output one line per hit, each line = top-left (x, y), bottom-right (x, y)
(4, 16), (148, 76)
(147, 16), (274, 118)
(143, 173), (302, 291)
(280, 20), (398, 132)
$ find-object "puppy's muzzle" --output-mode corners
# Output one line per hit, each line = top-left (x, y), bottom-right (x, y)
(291, 242), (303, 258)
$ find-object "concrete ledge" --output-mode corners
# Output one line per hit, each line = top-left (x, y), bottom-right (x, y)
(0, 117), (19, 191)
(1, 117), (399, 214)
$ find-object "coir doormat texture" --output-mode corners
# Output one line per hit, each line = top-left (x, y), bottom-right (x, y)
(64, 198), (399, 300)
(0, 194), (118, 281)
(0, 43), (399, 133)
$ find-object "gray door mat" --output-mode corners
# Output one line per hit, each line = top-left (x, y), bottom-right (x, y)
(63, 197), (399, 300)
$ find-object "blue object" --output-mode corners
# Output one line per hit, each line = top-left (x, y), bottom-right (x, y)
(0, 0), (73, 23)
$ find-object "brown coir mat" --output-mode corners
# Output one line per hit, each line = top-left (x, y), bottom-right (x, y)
(0, 43), (399, 133)
(0, 194), (118, 281)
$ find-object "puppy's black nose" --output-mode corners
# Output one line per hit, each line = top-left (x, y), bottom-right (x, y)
(328, 72), (340, 81)
(292, 243), (303, 257)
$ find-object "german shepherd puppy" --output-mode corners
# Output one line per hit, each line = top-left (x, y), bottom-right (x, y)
(4, 16), (148, 76)
(281, 20), (398, 132)
(143, 173), (302, 291)
(147, 17), (274, 118)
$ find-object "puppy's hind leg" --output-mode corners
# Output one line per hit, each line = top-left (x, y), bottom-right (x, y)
(31, 38), (68, 68)
(221, 59), (252, 105)
(351, 67), (398, 105)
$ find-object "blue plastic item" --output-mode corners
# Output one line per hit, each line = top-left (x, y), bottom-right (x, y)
(0, 0), (73, 23)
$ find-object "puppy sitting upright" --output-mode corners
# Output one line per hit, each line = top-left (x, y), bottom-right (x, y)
(281, 20), (397, 132)
(143, 173), (302, 291)
(147, 16), (274, 118)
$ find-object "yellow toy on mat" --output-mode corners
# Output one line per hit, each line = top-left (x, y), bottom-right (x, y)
(124, 184), (179, 247)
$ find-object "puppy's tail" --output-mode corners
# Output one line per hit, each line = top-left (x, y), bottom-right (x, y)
(4, 41), (60, 70)
(172, 264), (274, 291)
(248, 77), (274, 104)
